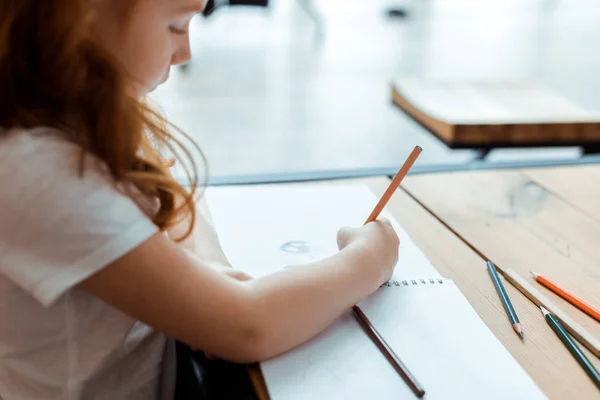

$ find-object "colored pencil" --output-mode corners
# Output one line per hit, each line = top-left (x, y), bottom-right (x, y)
(540, 306), (600, 389)
(365, 145), (423, 224)
(352, 306), (425, 397)
(352, 145), (425, 398)
(486, 261), (524, 340)
(502, 268), (600, 358)
(531, 272), (600, 323)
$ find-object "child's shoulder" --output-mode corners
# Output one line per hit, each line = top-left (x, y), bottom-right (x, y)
(0, 126), (117, 203)
(0, 126), (104, 177)
(1, 126), (77, 155)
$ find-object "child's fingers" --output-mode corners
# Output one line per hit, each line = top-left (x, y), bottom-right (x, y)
(336, 226), (359, 250)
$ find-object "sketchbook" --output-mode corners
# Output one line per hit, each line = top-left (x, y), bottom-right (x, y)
(204, 184), (546, 399)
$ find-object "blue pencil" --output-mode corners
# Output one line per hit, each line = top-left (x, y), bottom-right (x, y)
(486, 261), (524, 340)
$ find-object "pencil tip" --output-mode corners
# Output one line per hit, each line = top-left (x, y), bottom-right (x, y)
(540, 305), (549, 316)
(530, 271), (538, 279)
(519, 332), (524, 340)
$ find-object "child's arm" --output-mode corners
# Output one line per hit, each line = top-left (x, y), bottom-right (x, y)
(168, 195), (233, 269)
(80, 220), (398, 363)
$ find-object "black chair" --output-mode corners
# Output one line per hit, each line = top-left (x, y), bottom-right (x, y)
(174, 341), (258, 400)
(202, 0), (269, 18)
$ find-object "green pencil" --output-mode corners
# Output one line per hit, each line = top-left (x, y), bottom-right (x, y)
(540, 306), (600, 389)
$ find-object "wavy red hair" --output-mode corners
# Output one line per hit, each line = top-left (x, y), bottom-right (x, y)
(0, 0), (205, 241)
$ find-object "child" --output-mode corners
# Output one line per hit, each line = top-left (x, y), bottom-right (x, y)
(0, 0), (400, 399)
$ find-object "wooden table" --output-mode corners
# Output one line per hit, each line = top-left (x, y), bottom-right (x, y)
(390, 80), (600, 158)
(247, 164), (600, 399)
(400, 164), (600, 399)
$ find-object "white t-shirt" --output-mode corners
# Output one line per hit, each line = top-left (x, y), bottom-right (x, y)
(0, 127), (176, 399)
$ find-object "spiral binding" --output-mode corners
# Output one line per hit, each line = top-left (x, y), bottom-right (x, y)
(380, 277), (446, 287)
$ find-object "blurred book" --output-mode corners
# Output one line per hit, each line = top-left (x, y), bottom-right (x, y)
(391, 79), (600, 147)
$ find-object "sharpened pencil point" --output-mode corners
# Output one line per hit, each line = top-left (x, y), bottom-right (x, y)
(530, 271), (538, 279)
(512, 323), (523, 339)
(540, 306), (550, 316)
(519, 332), (524, 340)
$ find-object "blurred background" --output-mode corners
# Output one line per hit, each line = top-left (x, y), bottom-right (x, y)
(149, 0), (600, 182)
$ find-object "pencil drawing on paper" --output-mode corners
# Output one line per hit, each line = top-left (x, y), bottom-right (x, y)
(279, 239), (334, 270)
(280, 240), (311, 254)
(280, 240), (313, 270)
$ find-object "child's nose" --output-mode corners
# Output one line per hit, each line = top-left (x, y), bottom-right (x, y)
(171, 44), (191, 66)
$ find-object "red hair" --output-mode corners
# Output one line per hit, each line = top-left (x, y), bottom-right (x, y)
(0, 0), (205, 240)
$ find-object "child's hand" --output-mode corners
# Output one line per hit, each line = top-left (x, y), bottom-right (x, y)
(336, 218), (400, 284)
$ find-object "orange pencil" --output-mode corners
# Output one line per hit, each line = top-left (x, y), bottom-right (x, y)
(365, 145), (422, 224)
(530, 272), (600, 323)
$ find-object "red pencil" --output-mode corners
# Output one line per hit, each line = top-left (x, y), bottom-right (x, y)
(530, 272), (600, 323)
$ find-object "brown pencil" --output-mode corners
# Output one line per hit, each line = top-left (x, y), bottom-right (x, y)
(352, 305), (425, 397)
(352, 145), (425, 397)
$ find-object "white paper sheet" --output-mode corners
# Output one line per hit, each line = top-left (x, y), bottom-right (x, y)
(205, 183), (438, 280)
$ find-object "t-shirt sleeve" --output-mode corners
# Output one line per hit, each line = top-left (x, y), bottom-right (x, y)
(0, 130), (160, 307)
